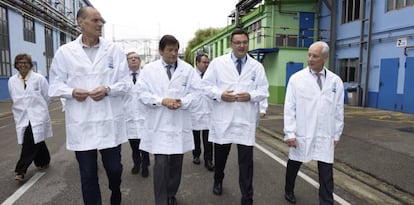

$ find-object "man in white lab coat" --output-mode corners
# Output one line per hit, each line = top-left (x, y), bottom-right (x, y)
(48, 7), (130, 205)
(124, 52), (150, 177)
(8, 53), (52, 182)
(137, 35), (200, 205)
(283, 41), (344, 205)
(190, 53), (214, 171)
(202, 28), (269, 205)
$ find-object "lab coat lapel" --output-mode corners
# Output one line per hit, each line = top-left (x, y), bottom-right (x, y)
(69, 42), (91, 65)
(93, 38), (108, 67)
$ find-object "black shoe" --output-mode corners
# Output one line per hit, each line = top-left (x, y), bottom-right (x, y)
(193, 157), (200, 165)
(204, 161), (214, 171)
(111, 190), (122, 205)
(141, 166), (149, 178)
(168, 196), (177, 205)
(213, 182), (222, 195)
(284, 192), (296, 204)
(131, 166), (140, 175)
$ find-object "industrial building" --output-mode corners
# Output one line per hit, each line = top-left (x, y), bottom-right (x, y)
(192, 0), (414, 114)
(0, 0), (92, 99)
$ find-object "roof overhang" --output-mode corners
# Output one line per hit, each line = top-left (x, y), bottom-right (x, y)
(248, 48), (279, 62)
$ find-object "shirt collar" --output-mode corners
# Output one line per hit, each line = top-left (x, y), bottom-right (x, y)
(79, 36), (100, 48)
(162, 60), (177, 69)
(309, 68), (326, 77)
(18, 70), (31, 81)
(231, 53), (247, 64)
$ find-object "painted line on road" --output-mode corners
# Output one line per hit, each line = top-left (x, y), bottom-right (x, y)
(255, 143), (352, 205)
(1, 172), (45, 205)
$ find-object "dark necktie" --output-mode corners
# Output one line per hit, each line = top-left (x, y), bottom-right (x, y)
(132, 72), (137, 84)
(166, 65), (172, 80)
(200, 72), (204, 79)
(24, 80), (27, 89)
(237, 59), (242, 75)
(316, 73), (322, 90)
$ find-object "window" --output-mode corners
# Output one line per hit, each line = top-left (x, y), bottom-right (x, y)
(23, 16), (35, 43)
(341, 0), (361, 24)
(275, 34), (285, 47)
(257, 30), (262, 44)
(339, 58), (358, 82)
(0, 6), (11, 76)
(45, 26), (54, 76)
(387, 0), (414, 11)
(60, 31), (66, 46)
(287, 35), (298, 47)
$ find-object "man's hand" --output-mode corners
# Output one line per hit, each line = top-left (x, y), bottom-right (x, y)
(72, 88), (89, 102)
(221, 90), (236, 102)
(162, 98), (182, 110)
(235, 92), (251, 102)
(286, 138), (298, 148)
(89, 86), (107, 101)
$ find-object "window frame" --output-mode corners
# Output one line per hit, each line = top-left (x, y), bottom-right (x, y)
(23, 15), (36, 43)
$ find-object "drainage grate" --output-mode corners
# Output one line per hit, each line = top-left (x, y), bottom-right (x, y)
(397, 127), (414, 133)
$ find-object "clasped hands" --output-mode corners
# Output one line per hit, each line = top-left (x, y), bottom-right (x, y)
(221, 90), (250, 102)
(286, 138), (339, 148)
(162, 98), (182, 110)
(72, 86), (107, 102)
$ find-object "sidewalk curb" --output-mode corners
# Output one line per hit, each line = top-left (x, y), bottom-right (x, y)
(257, 125), (413, 205)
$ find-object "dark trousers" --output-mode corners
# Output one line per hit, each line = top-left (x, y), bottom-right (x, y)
(285, 159), (334, 205)
(75, 145), (123, 205)
(153, 154), (183, 205)
(192, 130), (212, 162)
(15, 123), (50, 175)
(128, 139), (150, 168)
(214, 143), (253, 205)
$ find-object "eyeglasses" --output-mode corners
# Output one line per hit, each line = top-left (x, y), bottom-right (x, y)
(16, 62), (30, 66)
(232, 41), (249, 46)
(127, 56), (139, 60)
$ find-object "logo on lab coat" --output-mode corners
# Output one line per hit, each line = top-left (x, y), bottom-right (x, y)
(108, 56), (114, 69)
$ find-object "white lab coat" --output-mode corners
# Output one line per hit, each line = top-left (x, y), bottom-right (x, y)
(284, 67), (344, 163)
(190, 69), (212, 130)
(137, 59), (200, 154)
(259, 98), (268, 114)
(123, 71), (146, 139)
(202, 53), (269, 146)
(8, 70), (53, 144)
(48, 35), (131, 151)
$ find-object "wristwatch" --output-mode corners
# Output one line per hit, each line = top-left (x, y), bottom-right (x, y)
(105, 86), (111, 96)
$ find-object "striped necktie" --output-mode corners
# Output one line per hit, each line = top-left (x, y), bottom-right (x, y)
(132, 72), (137, 84)
(237, 59), (242, 75)
(166, 65), (172, 80)
(316, 73), (322, 90)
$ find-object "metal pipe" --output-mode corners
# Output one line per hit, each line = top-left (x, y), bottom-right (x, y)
(363, 0), (374, 107)
(329, 0), (337, 72)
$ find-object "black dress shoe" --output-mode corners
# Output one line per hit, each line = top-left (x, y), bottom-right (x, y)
(168, 196), (177, 205)
(204, 161), (214, 171)
(193, 157), (200, 165)
(141, 166), (149, 178)
(131, 166), (140, 175)
(213, 182), (222, 195)
(284, 192), (296, 204)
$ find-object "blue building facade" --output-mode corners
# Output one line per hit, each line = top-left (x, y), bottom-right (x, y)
(320, 0), (414, 114)
(0, 0), (92, 100)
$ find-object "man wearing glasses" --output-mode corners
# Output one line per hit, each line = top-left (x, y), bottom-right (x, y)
(201, 28), (269, 205)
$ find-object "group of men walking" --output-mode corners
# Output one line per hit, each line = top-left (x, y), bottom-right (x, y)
(8, 5), (344, 205)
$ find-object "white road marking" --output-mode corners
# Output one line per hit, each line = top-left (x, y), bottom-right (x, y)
(1, 172), (45, 205)
(255, 143), (352, 205)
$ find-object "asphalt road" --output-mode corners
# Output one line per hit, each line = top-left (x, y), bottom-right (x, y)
(0, 101), (366, 205)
